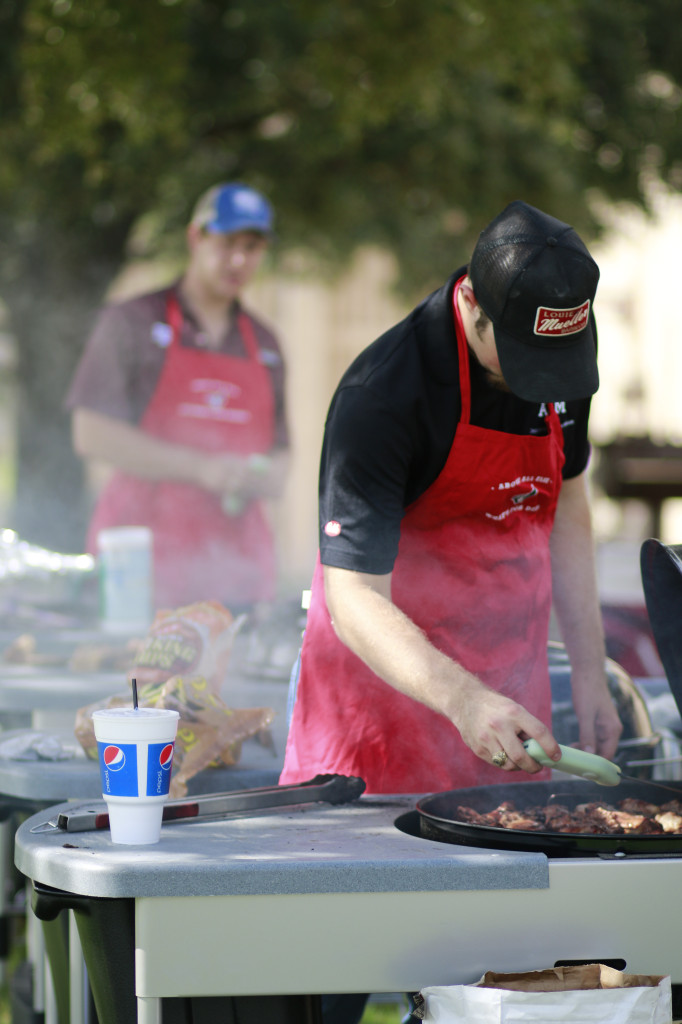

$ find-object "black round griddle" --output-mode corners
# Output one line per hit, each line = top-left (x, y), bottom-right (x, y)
(409, 544), (682, 859)
(415, 778), (682, 856)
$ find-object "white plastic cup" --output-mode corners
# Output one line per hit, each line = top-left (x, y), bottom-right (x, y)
(97, 526), (153, 634)
(92, 707), (180, 844)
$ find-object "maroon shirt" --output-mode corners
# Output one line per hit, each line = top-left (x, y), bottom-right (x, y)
(66, 281), (289, 449)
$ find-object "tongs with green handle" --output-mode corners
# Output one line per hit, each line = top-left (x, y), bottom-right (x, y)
(524, 738), (622, 785)
(523, 738), (682, 795)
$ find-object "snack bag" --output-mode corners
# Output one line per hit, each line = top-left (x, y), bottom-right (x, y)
(74, 599), (273, 797)
(128, 600), (243, 693)
(74, 674), (275, 798)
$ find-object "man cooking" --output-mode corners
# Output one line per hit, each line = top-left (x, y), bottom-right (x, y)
(281, 199), (623, 796)
(67, 182), (289, 611)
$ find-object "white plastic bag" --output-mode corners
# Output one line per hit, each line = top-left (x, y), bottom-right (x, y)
(417, 965), (672, 1024)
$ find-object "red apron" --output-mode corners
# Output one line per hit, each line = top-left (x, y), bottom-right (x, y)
(281, 278), (565, 793)
(88, 293), (276, 609)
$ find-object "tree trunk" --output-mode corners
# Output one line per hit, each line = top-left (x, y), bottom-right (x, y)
(6, 278), (107, 552)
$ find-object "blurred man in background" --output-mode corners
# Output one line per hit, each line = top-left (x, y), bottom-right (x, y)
(67, 182), (289, 612)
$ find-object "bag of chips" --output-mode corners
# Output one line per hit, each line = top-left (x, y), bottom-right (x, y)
(74, 600), (274, 797)
(127, 599), (243, 693)
(74, 675), (275, 798)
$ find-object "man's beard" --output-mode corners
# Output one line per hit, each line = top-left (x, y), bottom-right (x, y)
(482, 367), (511, 392)
(471, 319), (511, 393)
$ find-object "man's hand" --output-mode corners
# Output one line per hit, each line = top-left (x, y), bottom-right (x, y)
(453, 675), (561, 773)
(198, 450), (289, 509)
(196, 453), (247, 497)
(570, 670), (623, 760)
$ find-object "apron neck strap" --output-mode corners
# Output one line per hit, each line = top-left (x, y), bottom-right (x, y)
(166, 292), (184, 348)
(235, 311), (260, 361)
(452, 279), (560, 426)
(452, 277), (472, 425)
(166, 292), (260, 361)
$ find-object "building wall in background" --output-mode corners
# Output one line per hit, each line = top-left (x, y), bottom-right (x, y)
(590, 188), (682, 547)
(248, 248), (410, 596)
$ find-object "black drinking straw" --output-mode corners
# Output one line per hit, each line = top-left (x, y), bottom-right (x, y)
(132, 677), (139, 710)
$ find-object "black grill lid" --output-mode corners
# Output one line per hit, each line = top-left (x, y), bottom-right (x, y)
(641, 539), (682, 719)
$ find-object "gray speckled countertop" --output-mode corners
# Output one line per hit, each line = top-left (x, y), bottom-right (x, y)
(15, 795), (549, 899)
(0, 667), (123, 712)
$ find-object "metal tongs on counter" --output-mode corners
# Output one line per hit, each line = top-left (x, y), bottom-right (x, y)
(30, 773), (366, 834)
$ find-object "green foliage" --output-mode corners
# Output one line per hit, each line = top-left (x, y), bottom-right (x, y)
(361, 1000), (406, 1023)
(2, 0), (681, 294)
(1, 0), (682, 546)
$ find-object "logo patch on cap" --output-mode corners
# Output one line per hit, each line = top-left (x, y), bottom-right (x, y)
(233, 188), (265, 214)
(534, 300), (590, 337)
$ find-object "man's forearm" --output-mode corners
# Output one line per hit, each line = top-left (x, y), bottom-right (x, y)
(323, 564), (471, 721)
(550, 472), (622, 757)
(72, 408), (204, 485)
(322, 564), (560, 770)
(549, 472), (606, 673)
(72, 407), (288, 501)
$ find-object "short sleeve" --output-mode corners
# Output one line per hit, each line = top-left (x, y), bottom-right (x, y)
(248, 316), (289, 451)
(560, 395), (592, 478)
(319, 385), (414, 574)
(65, 304), (141, 422)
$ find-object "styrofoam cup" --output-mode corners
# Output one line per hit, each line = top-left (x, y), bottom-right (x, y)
(92, 707), (179, 845)
(97, 526), (153, 634)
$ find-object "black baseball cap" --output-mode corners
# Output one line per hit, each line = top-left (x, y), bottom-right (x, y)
(469, 200), (600, 402)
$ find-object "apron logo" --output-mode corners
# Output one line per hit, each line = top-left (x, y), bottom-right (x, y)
(511, 486), (538, 505)
(486, 475), (551, 521)
(324, 520), (342, 537)
(178, 378), (251, 423)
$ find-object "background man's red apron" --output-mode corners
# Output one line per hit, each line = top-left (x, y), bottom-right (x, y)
(88, 294), (276, 609)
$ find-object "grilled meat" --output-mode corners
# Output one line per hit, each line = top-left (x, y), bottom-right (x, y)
(455, 797), (682, 836)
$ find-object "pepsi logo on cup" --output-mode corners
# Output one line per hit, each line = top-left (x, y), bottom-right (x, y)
(103, 745), (126, 771)
(146, 741), (175, 796)
(98, 741), (139, 797)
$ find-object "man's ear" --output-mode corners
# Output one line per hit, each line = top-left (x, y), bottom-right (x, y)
(459, 279), (479, 314)
(186, 222), (202, 251)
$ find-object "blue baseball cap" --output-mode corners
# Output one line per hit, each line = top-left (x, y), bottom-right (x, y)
(190, 182), (274, 235)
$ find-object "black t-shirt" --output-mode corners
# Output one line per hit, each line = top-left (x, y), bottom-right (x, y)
(319, 270), (593, 574)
